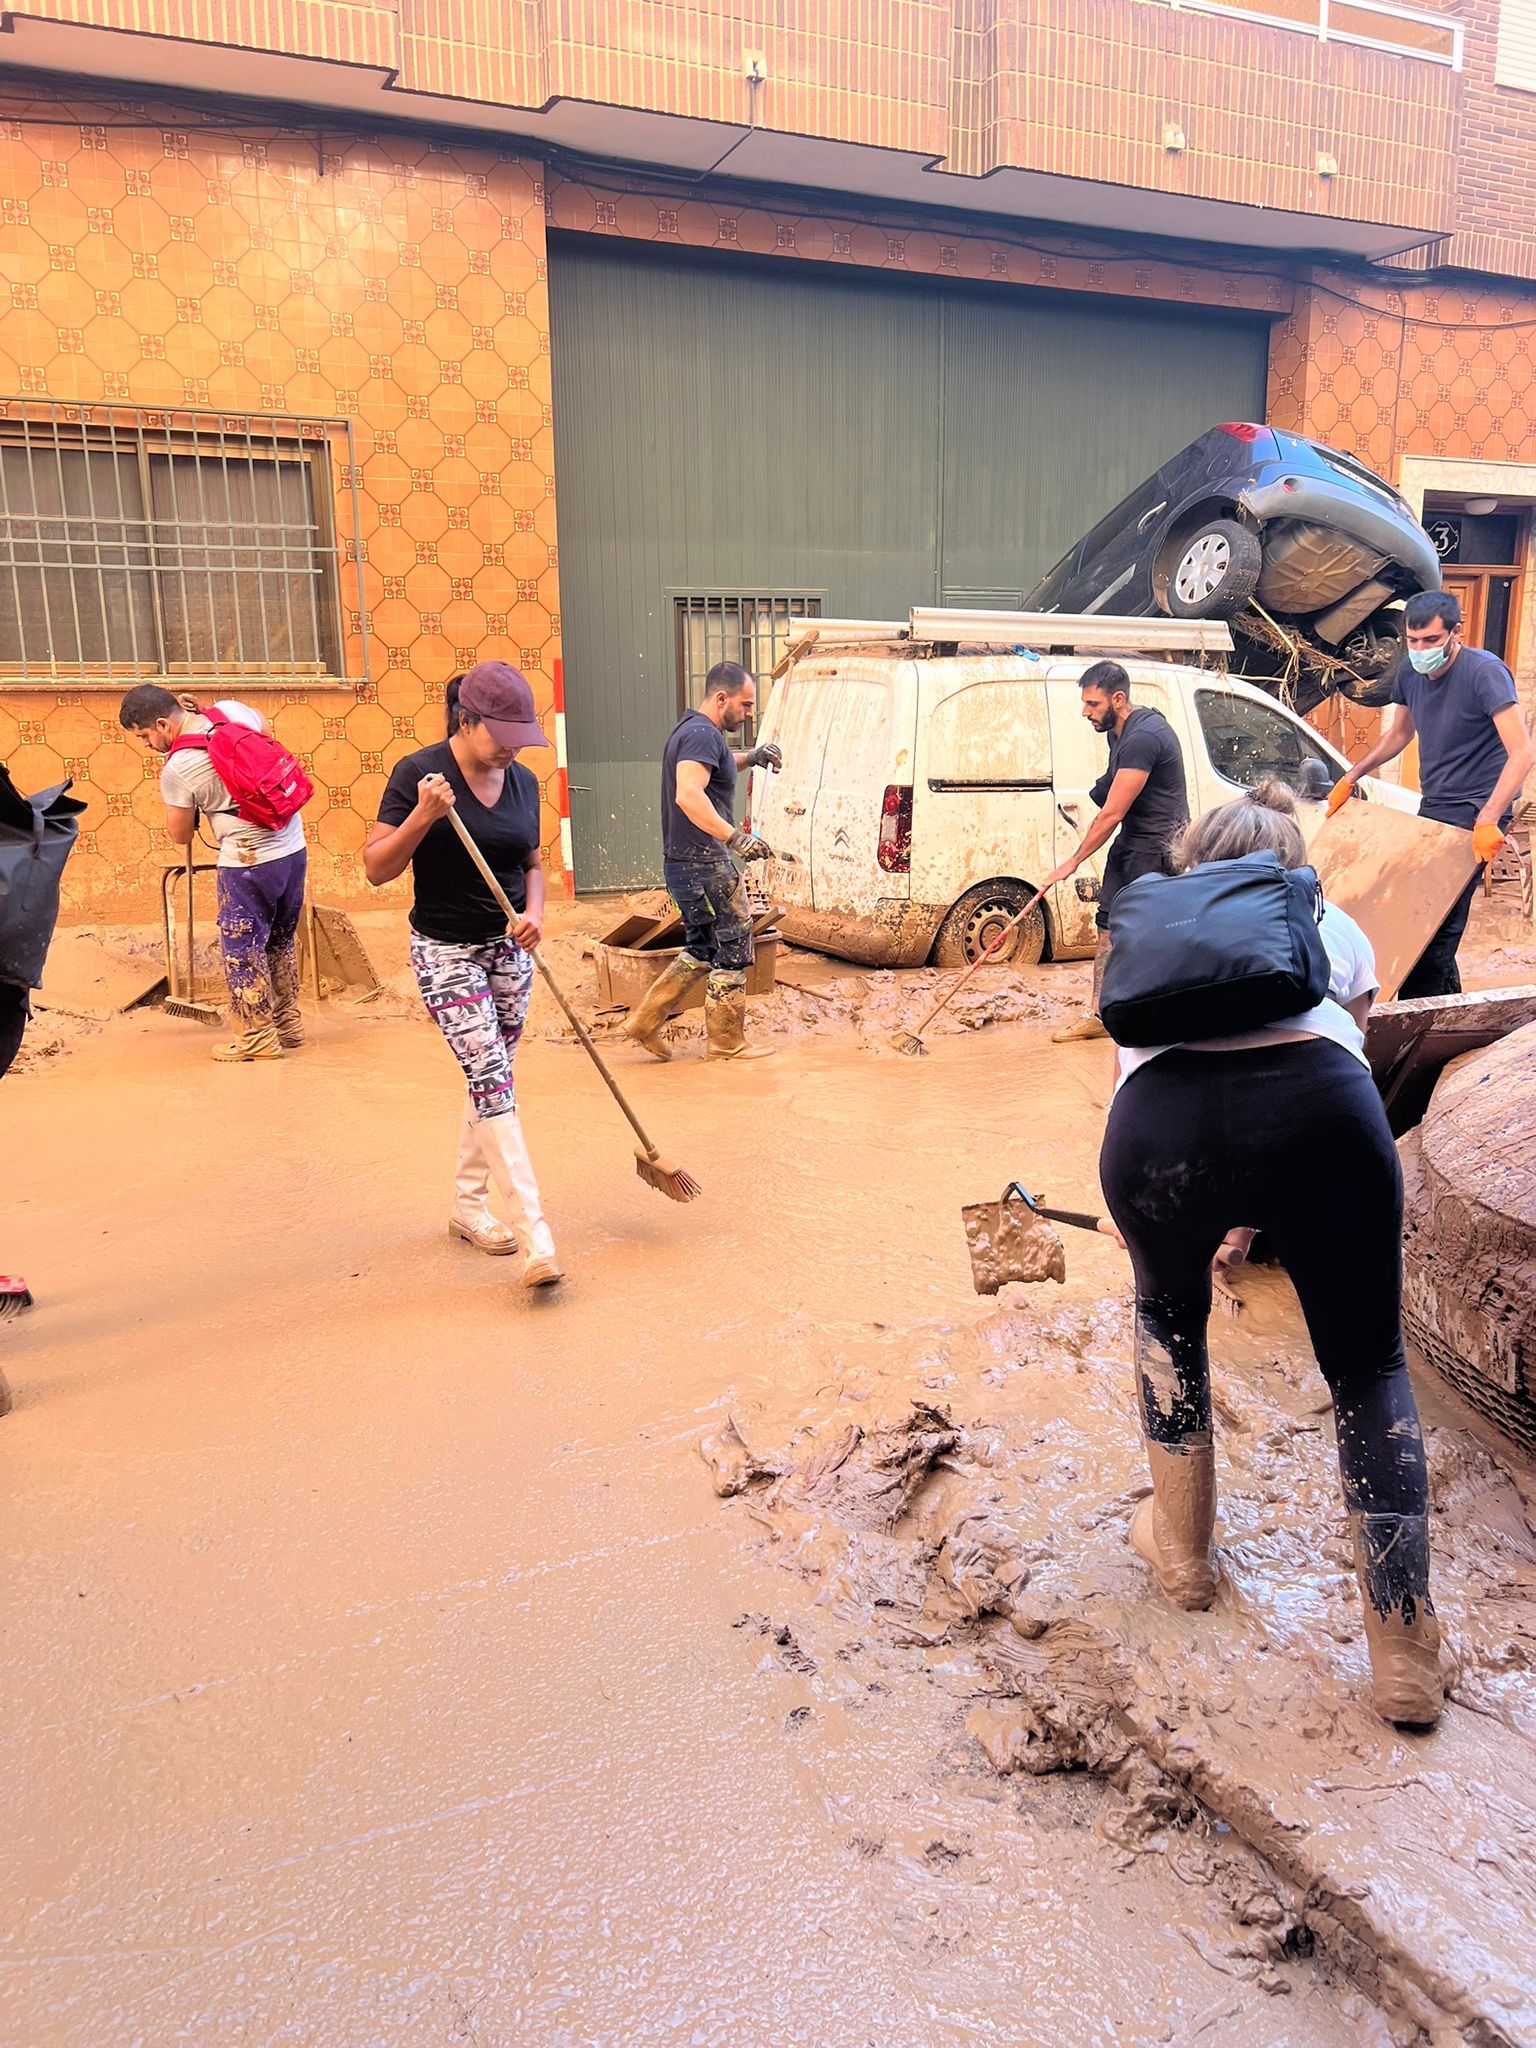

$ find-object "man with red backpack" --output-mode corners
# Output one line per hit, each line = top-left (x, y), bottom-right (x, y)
(119, 685), (312, 1062)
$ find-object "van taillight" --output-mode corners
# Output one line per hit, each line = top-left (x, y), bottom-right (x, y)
(877, 784), (913, 874)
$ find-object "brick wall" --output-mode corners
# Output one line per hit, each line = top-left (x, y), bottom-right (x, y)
(0, 92), (562, 917)
(4, 0), (1461, 239)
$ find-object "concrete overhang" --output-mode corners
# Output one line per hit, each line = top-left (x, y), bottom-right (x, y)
(0, 15), (1447, 264)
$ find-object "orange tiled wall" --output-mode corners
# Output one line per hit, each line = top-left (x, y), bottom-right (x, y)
(0, 97), (560, 917)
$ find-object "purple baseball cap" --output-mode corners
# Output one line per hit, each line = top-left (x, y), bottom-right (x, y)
(458, 661), (549, 750)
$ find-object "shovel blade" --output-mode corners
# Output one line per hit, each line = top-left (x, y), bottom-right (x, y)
(962, 1198), (1067, 1292)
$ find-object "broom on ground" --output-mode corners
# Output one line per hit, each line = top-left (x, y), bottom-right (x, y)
(445, 808), (700, 1203)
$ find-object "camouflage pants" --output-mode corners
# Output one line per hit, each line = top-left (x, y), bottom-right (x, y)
(215, 850), (306, 1029)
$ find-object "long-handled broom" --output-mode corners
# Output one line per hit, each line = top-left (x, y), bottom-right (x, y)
(444, 808), (700, 1203)
(892, 885), (1048, 1057)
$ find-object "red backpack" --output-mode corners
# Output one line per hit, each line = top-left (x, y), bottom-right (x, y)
(170, 705), (313, 830)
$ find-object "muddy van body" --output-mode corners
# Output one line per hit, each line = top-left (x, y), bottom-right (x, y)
(749, 634), (1414, 969)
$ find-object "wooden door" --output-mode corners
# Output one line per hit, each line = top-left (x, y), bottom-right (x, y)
(1444, 570), (1486, 647)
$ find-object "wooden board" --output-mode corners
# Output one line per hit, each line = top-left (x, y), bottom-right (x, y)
(296, 905), (381, 997)
(1367, 984), (1536, 1134)
(1309, 802), (1479, 1002)
(34, 932), (166, 1019)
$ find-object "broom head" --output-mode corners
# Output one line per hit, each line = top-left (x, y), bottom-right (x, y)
(0, 1275), (35, 1319)
(636, 1148), (701, 1204)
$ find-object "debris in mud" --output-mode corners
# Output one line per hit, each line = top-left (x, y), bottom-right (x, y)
(700, 1416), (781, 1496)
(768, 1399), (960, 1532)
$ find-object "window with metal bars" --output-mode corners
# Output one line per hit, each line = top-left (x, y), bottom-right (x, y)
(0, 400), (362, 687)
(672, 591), (824, 728)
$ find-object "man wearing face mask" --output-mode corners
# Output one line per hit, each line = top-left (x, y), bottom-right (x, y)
(624, 660), (783, 1063)
(1043, 660), (1190, 1043)
(1328, 590), (1534, 997)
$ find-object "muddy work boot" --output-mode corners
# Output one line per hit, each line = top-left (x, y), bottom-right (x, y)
(1351, 1512), (1443, 1728)
(623, 953), (707, 1060)
(1129, 1438), (1219, 1610)
(1053, 931), (1111, 1043)
(704, 975), (773, 1062)
(211, 1023), (282, 1063)
(448, 1103), (517, 1256)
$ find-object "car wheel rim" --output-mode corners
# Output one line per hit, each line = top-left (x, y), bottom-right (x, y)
(962, 900), (1030, 964)
(1176, 534), (1231, 604)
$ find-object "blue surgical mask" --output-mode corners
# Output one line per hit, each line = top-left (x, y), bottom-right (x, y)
(1408, 642), (1451, 675)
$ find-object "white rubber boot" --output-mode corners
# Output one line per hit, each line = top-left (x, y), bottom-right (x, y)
(474, 1109), (563, 1288)
(448, 1101), (518, 1257)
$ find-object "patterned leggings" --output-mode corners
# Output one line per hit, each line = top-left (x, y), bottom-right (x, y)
(409, 930), (534, 1120)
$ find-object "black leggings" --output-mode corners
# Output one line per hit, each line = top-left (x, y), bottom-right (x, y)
(1099, 1040), (1427, 1520)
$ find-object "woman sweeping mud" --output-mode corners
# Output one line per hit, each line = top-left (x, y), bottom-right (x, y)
(364, 662), (561, 1289)
(1098, 781), (1442, 1727)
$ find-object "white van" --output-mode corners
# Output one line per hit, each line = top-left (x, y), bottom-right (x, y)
(749, 639), (1414, 967)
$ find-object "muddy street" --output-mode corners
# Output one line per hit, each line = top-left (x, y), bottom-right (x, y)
(3, 931), (1536, 2046)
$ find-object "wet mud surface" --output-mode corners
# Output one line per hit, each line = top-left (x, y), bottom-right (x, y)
(3, 915), (1535, 2044)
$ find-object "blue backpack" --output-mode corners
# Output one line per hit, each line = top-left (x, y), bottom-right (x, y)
(1100, 850), (1331, 1048)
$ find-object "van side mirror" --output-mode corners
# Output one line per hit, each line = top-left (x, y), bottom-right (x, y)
(1297, 759), (1333, 801)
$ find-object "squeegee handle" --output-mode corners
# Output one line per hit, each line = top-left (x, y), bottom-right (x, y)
(908, 886), (1049, 1041)
(1037, 1205), (1116, 1237)
(444, 807), (662, 1160)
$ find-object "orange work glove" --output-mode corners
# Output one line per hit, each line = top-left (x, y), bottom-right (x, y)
(1325, 776), (1355, 818)
(1472, 820), (1505, 866)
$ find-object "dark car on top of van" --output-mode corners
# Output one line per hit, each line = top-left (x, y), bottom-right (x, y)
(1024, 423), (1440, 690)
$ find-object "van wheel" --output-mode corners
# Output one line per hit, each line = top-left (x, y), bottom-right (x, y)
(932, 884), (1046, 969)
(1165, 518), (1262, 619)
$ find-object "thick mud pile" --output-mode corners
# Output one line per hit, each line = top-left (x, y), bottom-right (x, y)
(705, 1283), (1536, 2045)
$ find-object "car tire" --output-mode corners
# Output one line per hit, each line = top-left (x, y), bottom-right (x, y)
(1165, 518), (1263, 620)
(1337, 612), (1403, 704)
(932, 882), (1047, 969)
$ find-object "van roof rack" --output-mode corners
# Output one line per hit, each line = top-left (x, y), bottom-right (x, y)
(793, 619), (908, 642)
(907, 607), (1234, 654)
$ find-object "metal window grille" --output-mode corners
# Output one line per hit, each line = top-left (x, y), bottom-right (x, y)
(0, 398), (367, 687)
(673, 591), (824, 731)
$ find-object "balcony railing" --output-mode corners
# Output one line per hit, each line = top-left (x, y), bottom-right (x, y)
(1165, 0), (1463, 68)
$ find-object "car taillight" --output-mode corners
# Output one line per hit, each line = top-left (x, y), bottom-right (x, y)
(1218, 422), (1263, 440)
(877, 784), (912, 874)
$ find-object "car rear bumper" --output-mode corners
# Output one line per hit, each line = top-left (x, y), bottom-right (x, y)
(1239, 475), (1439, 590)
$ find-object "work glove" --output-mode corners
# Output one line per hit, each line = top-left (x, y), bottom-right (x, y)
(1325, 776), (1355, 818)
(746, 742), (783, 773)
(1473, 820), (1505, 866)
(727, 827), (772, 864)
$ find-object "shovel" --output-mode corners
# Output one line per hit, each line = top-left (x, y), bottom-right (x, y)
(893, 887), (1047, 1056)
(962, 1182), (1118, 1293)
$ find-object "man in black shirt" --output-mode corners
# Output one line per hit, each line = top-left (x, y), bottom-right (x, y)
(625, 661), (783, 1062)
(1044, 660), (1191, 1043)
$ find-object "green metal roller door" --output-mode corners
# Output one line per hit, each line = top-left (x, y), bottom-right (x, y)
(549, 234), (1269, 890)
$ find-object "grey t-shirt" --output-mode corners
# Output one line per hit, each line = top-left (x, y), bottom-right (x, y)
(159, 701), (306, 869)
(1387, 645), (1519, 824)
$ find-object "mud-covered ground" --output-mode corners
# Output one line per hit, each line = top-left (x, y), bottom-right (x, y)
(2, 889), (1534, 2045)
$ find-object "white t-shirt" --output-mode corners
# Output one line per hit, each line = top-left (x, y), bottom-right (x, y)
(1115, 901), (1378, 1090)
(159, 700), (306, 869)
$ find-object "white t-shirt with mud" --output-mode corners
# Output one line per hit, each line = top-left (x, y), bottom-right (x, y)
(1115, 902), (1378, 1089)
(159, 701), (306, 869)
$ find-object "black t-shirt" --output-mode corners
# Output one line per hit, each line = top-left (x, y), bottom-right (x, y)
(1089, 705), (1190, 854)
(377, 741), (540, 943)
(661, 710), (736, 860)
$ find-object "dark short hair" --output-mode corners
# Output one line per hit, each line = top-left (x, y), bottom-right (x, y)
(118, 684), (182, 729)
(1405, 590), (1461, 634)
(1079, 660), (1131, 699)
(704, 660), (753, 698)
(444, 671), (468, 740)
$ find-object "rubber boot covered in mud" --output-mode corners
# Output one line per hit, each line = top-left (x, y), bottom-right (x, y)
(623, 953), (707, 1061)
(448, 1100), (518, 1256)
(1053, 932), (1111, 1044)
(1351, 1512), (1443, 1727)
(474, 1109), (562, 1287)
(705, 973), (773, 1062)
(1130, 1439), (1219, 1609)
